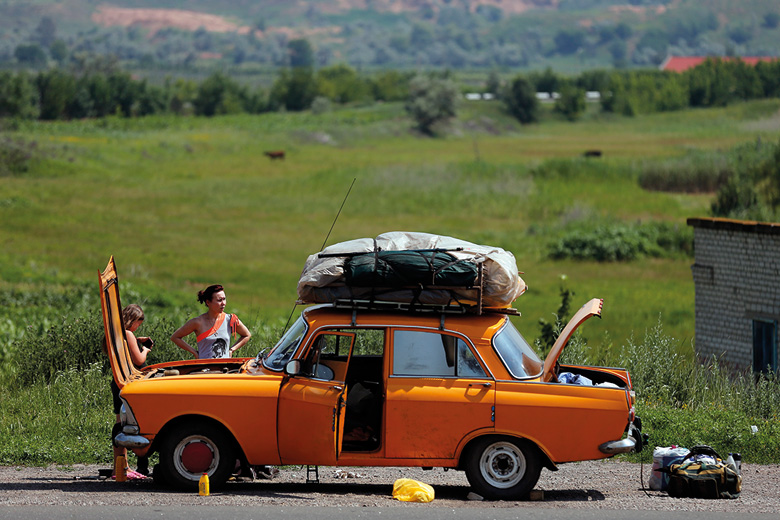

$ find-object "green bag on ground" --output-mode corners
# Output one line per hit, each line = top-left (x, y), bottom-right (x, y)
(665, 445), (742, 499)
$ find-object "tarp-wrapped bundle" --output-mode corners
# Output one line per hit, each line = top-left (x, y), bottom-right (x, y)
(297, 231), (526, 309)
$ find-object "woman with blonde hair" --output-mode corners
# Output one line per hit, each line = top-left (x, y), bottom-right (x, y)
(109, 304), (153, 479)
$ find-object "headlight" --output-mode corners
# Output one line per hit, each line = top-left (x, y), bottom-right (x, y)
(119, 397), (138, 427)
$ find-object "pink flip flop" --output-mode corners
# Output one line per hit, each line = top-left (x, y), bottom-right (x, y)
(111, 469), (147, 480)
(126, 469), (148, 480)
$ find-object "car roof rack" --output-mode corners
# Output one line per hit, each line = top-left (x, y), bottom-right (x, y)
(298, 263), (520, 317)
(329, 298), (520, 316)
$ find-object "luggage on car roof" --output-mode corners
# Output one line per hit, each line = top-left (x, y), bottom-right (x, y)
(345, 250), (478, 288)
(297, 231), (526, 309)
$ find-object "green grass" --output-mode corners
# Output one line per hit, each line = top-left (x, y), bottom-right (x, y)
(0, 364), (110, 465)
(3, 99), (779, 346)
(2, 98), (780, 465)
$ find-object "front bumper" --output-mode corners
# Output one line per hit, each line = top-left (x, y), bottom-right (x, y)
(114, 425), (151, 449)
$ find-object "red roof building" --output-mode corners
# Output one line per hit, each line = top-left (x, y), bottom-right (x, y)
(660, 56), (778, 73)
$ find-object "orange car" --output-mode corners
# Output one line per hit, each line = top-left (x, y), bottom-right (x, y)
(100, 257), (643, 499)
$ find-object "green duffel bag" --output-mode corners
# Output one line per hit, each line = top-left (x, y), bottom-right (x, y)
(345, 250), (478, 288)
(666, 445), (742, 499)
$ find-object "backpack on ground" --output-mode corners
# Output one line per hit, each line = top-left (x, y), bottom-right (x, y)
(664, 445), (742, 499)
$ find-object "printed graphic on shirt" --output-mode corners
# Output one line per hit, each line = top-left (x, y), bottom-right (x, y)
(212, 338), (229, 358)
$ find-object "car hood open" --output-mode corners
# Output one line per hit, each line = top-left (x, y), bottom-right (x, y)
(542, 298), (603, 383)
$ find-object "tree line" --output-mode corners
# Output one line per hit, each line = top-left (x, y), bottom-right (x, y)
(1, 57), (779, 127)
(0, 64), (414, 121)
(505, 57), (780, 123)
(5, 4), (779, 72)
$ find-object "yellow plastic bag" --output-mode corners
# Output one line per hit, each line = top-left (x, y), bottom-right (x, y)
(392, 478), (435, 503)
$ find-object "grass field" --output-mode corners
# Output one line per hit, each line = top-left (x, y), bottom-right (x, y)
(3, 99), (780, 350)
(3, 98), (780, 466)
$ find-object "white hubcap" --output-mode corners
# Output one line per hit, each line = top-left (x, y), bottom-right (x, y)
(479, 441), (527, 489)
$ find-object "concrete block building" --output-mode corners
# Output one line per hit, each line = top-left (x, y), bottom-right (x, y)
(687, 217), (780, 374)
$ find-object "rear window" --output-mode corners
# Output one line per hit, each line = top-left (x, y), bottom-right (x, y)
(493, 321), (543, 379)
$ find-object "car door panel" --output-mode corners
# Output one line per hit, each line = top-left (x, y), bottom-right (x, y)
(385, 378), (494, 459)
(277, 331), (355, 465)
(385, 328), (494, 459)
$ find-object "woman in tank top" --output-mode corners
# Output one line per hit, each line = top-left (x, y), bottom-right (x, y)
(170, 284), (252, 358)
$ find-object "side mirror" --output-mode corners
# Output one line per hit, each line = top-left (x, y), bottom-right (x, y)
(285, 359), (301, 377)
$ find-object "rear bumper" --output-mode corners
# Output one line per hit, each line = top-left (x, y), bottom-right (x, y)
(598, 420), (645, 455)
(599, 436), (635, 454)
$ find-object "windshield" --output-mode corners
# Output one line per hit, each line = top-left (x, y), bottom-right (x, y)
(493, 321), (543, 379)
(263, 316), (308, 371)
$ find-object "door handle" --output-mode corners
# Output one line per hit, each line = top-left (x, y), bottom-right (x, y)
(469, 382), (492, 388)
(330, 385), (343, 391)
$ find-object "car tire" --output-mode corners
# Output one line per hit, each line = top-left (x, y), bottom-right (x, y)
(158, 421), (235, 491)
(464, 436), (541, 500)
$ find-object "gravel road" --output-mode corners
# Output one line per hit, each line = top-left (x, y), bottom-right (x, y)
(1, 461), (779, 513)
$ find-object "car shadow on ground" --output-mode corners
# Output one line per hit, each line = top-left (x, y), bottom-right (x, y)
(8, 474), (606, 503)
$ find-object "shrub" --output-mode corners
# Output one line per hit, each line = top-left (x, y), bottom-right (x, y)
(0, 137), (37, 176)
(536, 281), (575, 355)
(14, 311), (107, 386)
(269, 67), (317, 112)
(617, 320), (780, 463)
(311, 96), (332, 115)
(193, 72), (250, 116)
(621, 318), (691, 404)
(554, 84), (586, 122)
(404, 74), (459, 135)
(502, 75), (538, 124)
(548, 221), (693, 262)
(638, 153), (731, 193)
(640, 140), (778, 195)
(710, 138), (780, 219)
(0, 71), (39, 119)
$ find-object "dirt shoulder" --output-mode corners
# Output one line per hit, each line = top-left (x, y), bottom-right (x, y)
(1, 461), (779, 512)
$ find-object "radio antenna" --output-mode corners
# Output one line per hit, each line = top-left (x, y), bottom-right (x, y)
(321, 177), (356, 251)
(279, 178), (357, 337)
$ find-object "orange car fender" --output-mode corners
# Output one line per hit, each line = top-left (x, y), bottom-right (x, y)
(487, 427), (556, 465)
(453, 429), (557, 472)
(455, 428), (496, 463)
(494, 381), (629, 463)
(123, 375), (283, 465)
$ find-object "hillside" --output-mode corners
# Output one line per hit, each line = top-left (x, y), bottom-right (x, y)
(1, 0), (778, 73)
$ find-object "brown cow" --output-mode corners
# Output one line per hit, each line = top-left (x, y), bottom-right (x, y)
(264, 150), (285, 160)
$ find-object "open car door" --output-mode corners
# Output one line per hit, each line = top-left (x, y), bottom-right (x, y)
(277, 331), (356, 465)
(542, 298), (603, 383)
(98, 256), (141, 389)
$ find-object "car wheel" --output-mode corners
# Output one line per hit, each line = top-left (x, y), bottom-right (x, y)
(464, 437), (541, 500)
(158, 421), (235, 491)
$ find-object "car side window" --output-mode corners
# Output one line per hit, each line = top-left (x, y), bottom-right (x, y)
(351, 328), (385, 356)
(392, 330), (486, 377)
(318, 333), (348, 358)
(457, 339), (487, 377)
